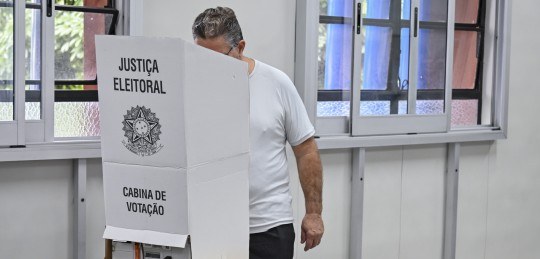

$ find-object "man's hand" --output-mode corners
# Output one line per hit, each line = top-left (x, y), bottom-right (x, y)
(301, 213), (324, 251)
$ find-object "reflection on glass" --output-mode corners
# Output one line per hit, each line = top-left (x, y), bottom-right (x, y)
(453, 31), (478, 89)
(0, 2), (14, 121)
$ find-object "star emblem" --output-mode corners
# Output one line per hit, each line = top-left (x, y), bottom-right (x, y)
(124, 107), (159, 145)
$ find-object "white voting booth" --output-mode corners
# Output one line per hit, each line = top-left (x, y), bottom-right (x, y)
(95, 35), (250, 259)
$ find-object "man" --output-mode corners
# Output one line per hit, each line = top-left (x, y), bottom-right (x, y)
(192, 7), (324, 259)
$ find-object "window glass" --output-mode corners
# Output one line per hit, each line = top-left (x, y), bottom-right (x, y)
(55, 0), (108, 7)
(451, 99), (478, 126)
(25, 3), (42, 120)
(54, 2), (116, 137)
(453, 31), (478, 90)
(0, 0), (14, 121)
(451, 0), (488, 127)
(54, 11), (114, 81)
(314, 0), (496, 135)
(455, 0), (479, 24)
(317, 0), (353, 117)
(54, 101), (100, 137)
(359, 0), (411, 116)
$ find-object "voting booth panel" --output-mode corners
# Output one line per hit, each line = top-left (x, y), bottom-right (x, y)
(95, 35), (250, 259)
(97, 36), (249, 169)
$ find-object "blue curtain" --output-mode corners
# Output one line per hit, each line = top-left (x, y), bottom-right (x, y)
(324, 0), (352, 90)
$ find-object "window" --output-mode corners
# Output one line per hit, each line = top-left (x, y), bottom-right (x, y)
(52, 0), (117, 138)
(452, 0), (488, 127)
(296, 0), (509, 142)
(0, 0), (120, 147)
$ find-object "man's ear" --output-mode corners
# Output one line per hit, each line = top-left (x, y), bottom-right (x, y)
(237, 40), (246, 58)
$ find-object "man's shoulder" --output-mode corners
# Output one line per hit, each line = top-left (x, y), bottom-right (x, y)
(254, 60), (292, 83)
(254, 60), (295, 92)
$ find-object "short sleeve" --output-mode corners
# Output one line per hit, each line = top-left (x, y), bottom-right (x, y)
(279, 73), (315, 147)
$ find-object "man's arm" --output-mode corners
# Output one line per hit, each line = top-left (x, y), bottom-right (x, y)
(292, 136), (324, 251)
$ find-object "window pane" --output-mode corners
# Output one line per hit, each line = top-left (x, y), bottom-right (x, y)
(416, 100), (444, 115)
(55, 0), (107, 7)
(26, 7), (42, 119)
(364, 0), (391, 19)
(412, 0), (450, 118)
(451, 99), (478, 126)
(360, 101), (391, 116)
(318, 101), (349, 117)
(455, 0), (479, 24)
(413, 26), (448, 115)
(0, 97), (13, 121)
(0, 84), (13, 121)
(359, 25), (408, 116)
(317, 0), (353, 117)
(363, 26), (392, 90)
(453, 30), (478, 89)
(54, 101), (100, 137)
(320, 0), (354, 18)
(319, 23), (352, 90)
(55, 10), (114, 80)
(25, 101), (40, 120)
(419, 0), (448, 22)
(417, 28), (447, 90)
(0, 2), (14, 121)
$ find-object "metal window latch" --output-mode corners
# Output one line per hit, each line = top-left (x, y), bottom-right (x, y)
(356, 3), (362, 35)
(414, 7), (419, 37)
(47, 0), (52, 17)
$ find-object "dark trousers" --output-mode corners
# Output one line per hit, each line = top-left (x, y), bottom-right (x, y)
(249, 223), (295, 259)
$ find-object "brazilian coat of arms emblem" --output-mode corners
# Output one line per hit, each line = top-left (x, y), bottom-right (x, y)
(122, 105), (163, 156)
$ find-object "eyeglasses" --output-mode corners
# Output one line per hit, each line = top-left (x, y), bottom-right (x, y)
(224, 46), (234, 56)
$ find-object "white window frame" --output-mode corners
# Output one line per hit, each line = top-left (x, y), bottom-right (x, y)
(0, 0), (26, 146)
(0, 0), (143, 161)
(294, 0), (511, 149)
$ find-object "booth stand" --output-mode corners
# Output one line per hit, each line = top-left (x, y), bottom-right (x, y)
(96, 36), (250, 259)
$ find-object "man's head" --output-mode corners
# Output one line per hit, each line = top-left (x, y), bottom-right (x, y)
(192, 7), (245, 60)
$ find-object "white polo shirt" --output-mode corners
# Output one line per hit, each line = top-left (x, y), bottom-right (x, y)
(248, 60), (315, 234)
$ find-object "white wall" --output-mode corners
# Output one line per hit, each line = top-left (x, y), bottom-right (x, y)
(0, 0), (539, 258)
(143, 0), (297, 78)
(0, 158), (105, 259)
(141, 1), (540, 258)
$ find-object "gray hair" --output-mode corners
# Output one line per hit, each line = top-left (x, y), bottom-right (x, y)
(192, 7), (244, 48)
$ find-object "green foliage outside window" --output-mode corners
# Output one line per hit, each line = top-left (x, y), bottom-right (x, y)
(0, 0), (85, 90)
